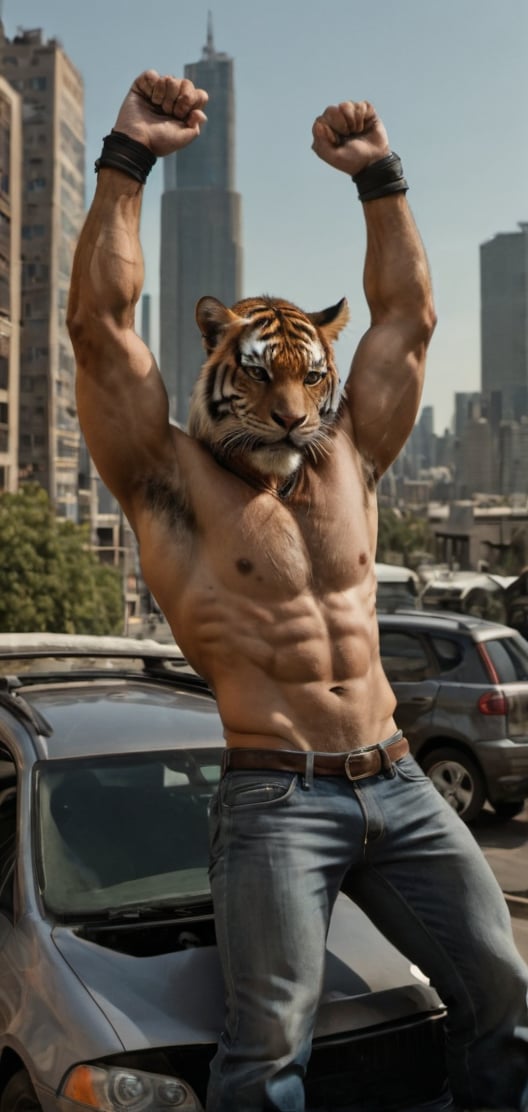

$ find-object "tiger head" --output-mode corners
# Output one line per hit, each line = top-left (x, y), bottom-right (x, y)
(188, 294), (350, 485)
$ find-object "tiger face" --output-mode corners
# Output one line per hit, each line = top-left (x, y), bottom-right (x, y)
(188, 295), (350, 483)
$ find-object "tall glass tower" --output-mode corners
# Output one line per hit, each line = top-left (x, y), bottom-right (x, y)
(480, 222), (528, 422)
(160, 17), (243, 423)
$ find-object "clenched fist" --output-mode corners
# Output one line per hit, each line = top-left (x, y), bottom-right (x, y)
(312, 101), (390, 176)
(113, 70), (209, 157)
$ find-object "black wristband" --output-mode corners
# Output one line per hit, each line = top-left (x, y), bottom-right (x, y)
(353, 152), (408, 202)
(94, 130), (157, 185)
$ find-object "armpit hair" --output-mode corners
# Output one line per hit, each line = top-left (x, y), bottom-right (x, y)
(361, 454), (378, 491)
(141, 475), (195, 530)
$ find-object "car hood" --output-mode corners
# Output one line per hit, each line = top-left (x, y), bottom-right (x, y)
(52, 895), (443, 1050)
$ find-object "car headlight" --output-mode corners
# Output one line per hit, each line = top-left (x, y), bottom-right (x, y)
(61, 1064), (203, 1110)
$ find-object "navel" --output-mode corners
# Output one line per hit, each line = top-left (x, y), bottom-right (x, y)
(236, 557), (254, 575)
(330, 685), (346, 696)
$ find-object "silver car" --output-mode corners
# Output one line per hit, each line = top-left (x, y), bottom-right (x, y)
(378, 611), (528, 822)
(0, 634), (447, 1112)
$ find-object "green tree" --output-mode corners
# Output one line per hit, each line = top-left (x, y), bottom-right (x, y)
(376, 507), (434, 568)
(0, 485), (123, 634)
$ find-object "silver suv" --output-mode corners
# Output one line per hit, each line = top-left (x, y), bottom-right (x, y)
(0, 634), (447, 1112)
(378, 611), (528, 822)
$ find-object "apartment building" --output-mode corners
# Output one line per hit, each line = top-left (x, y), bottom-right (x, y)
(0, 72), (21, 492)
(0, 23), (85, 518)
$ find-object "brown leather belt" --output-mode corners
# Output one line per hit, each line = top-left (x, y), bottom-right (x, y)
(221, 732), (409, 782)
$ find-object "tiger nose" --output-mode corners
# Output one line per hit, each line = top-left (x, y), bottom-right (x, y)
(271, 411), (307, 432)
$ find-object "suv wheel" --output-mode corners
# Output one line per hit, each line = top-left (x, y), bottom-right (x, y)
(421, 747), (486, 823)
(0, 1072), (42, 1111)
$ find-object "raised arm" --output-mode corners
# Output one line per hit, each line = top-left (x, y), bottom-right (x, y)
(67, 71), (208, 525)
(312, 101), (436, 478)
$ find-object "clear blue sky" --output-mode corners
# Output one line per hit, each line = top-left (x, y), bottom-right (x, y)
(5, 0), (528, 433)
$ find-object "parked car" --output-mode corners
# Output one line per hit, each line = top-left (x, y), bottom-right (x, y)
(374, 563), (420, 611)
(419, 570), (514, 623)
(0, 634), (447, 1112)
(377, 610), (528, 822)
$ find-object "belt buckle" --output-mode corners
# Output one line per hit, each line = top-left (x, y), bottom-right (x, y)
(344, 752), (359, 781)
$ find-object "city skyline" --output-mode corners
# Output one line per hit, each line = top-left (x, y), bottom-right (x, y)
(3, 0), (528, 432)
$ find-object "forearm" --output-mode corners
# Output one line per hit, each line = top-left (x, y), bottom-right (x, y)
(362, 194), (436, 335)
(67, 169), (144, 343)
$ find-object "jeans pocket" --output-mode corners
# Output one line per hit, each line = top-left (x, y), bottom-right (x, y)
(220, 771), (298, 810)
(394, 754), (430, 783)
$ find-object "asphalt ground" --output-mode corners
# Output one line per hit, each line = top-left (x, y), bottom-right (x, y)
(471, 803), (528, 961)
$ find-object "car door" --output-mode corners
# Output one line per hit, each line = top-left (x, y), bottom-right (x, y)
(378, 628), (440, 750)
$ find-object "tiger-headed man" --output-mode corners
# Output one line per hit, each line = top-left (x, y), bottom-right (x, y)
(67, 71), (528, 1112)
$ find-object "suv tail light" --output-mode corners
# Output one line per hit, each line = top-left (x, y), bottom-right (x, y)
(478, 690), (509, 716)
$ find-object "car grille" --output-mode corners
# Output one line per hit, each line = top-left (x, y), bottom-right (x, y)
(305, 1012), (446, 1111)
(105, 1012), (446, 1112)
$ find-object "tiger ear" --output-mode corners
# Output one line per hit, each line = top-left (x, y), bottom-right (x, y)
(308, 297), (350, 342)
(196, 296), (241, 353)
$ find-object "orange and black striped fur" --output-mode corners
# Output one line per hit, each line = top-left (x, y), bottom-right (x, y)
(188, 295), (350, 483)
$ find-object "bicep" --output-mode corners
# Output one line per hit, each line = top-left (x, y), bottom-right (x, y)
(74, 321), (176, 518)
(342, 318), (428, 477)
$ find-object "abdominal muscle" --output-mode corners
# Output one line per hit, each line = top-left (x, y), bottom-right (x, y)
(175, 576), (398, 754)
(143, 430), (397, 754)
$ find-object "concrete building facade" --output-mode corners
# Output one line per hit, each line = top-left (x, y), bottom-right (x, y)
(498, 417), (528, 496)
(0, 73), (21, 492)
(480, 222), (528, 422)
(159, 18), (243, 423)
(0, 23), (85, 518)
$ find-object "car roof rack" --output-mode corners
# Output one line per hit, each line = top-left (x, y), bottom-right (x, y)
(0, 634), (211, 699)
(0, 633), (184, 661)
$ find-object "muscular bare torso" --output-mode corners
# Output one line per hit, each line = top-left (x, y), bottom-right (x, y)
(137, 424), (397, 753)
(67, 77), (434, 754)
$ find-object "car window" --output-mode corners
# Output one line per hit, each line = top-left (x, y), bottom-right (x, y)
(429, 635), (489, 683)
(428, 636), (463, 672)
(483, 636), (528, 683)
(376, 583), (417, 611)
(36, 749), (222, 916)
(379, 631), (432, 682)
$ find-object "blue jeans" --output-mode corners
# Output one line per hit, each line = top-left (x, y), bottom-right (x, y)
(207, 748), (528, 1111)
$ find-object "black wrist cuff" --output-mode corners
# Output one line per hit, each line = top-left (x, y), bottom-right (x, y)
(353, 152), (408, 202)
(94, 130), (157, 185)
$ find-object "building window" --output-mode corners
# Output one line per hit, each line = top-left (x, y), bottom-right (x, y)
(27, 177), (47, 192)
(21, 224), (45, 240)
(0, 275), (9, 317)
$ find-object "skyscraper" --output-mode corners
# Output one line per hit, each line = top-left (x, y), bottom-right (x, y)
(480, 222), (528, 422)
(0, 23), (85, 518)
(0, 73), (21, 492)
(159, 17), (243, 423)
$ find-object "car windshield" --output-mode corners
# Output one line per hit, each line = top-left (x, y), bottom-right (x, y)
(36, 749), (222, 916)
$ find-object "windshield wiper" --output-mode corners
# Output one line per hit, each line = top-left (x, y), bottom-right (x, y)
(76, 896), (213, 924)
